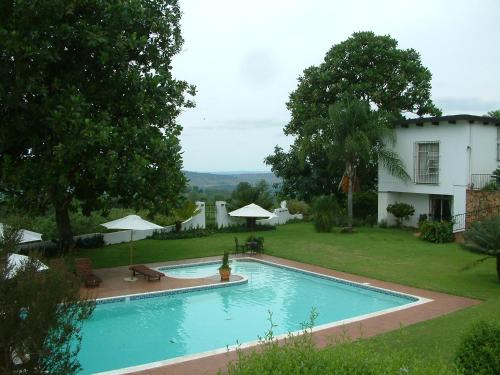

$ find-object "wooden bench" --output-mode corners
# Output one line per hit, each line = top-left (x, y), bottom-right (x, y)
(129, 265), (164, 281)
(75, 258), (102, 288)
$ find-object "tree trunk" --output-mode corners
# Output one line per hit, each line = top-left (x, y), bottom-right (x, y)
(54, 204), (74, 254)
(347, 173), (353, 229)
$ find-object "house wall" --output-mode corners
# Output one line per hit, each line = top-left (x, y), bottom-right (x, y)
(378, 192), (429, 227)
(378, 120), (499, 225)
(470, 125), (500, 175)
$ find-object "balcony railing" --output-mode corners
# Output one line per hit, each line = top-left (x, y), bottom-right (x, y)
(469, 174), (499, 190)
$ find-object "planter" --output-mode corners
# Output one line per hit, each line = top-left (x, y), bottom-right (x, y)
(219, 267), (231, 282)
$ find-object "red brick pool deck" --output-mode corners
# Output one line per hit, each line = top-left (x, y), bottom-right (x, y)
(83, 254), (480, 375)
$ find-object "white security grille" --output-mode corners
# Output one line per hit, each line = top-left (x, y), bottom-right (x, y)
(414, 142), (439, 184)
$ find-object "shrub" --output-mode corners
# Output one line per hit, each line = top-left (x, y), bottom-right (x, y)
(455, 320), (500, 375)
(312, 195), (338, 232)
(386, 202), (415, 227)
(151, 228), (214, 240)
(462, 217), (500, 281)
(217, 224), (276, 233)
(286, 199), (311, 218)
(75, 234), (104, 249)
(378, 219), (388, 228)
(353, 191), (377, 220)
(420, 220), (454, 243)
(226, 311), (449, 375)
(418, 213), (428, 228)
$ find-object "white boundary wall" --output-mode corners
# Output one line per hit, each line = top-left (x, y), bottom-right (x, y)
(216, 201), (302, 228)
(19, 202), (207, 248)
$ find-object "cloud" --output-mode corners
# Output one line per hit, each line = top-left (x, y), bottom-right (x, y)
(184, 118), (285, 131)
(239, 49), (277, 85)
(436, 97), (500, 115)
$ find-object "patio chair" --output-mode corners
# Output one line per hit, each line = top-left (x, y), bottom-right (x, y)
(234, 237), (246, 254)
(129, 265), (164, 281)
(256, 237), (264, 253)
(74, 258), (102, 288)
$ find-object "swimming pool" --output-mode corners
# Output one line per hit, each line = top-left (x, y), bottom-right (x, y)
(78, 259), (428, 374)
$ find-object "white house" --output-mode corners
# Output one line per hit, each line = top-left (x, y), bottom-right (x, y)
(378, 114), (500, 228)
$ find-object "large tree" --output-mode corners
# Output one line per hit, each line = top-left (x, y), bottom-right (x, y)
(300, 98), (409, 228)
(0, 0), (195, 250)
(266, 31), (440, 199)
(487, 109), (500, 118)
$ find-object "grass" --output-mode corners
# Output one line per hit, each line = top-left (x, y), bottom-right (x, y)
(79, 222), (500, 367)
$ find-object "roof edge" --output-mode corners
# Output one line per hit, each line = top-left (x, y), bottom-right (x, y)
(398, 114), (500, 126)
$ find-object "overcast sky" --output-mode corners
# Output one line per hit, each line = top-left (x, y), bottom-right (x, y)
(172, 0), (500, 173)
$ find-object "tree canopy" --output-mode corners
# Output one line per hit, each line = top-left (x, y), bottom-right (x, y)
(301, 98), (409, 227)
(229, 181), (274, 210)
(0, 0), (195, 249)
(487, 109), (500, 118)
(266, 31), (440, 200)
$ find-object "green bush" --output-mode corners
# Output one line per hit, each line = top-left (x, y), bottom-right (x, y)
(420, 220), (454, 243)
(151, 228), (213, 240)
(455, 320), (500, 375)
(353, 191), (378, 220)
(286, 199), (311, 218)
(312, 195), (338, 232)
(378, 219), (388, 228)
(75, 234), (104, 249)
(386, 202), (415, 227)
(226, 311), (449, 375)
(216, 224), (276, 233)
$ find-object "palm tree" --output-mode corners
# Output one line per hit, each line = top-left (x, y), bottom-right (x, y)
(301, 98), (410, 229)
(462, 217), (500, 281)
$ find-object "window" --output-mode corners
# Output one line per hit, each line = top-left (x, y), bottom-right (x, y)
(429, 195), (452, 221)
(414, 142), (439, 184)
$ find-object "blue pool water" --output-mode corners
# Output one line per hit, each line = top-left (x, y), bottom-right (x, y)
(78, 260), (417, 374)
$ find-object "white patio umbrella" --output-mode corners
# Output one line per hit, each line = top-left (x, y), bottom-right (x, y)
(101, 215), (163, 281)
(0, 223), (43, 243)
(229, 203), (276, 228)
(6, 253), (48, 279)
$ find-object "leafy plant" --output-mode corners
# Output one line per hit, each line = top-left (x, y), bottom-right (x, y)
(0, 241), (95, 373)
(75, 234), (104, 249)
(286, 199), (311, 218)
(312, 195), (338, 232)
(455, 320), (500, 374)
(462, 217), (500, 281)
(353, 191), (378, 220)
(420, 220), (454, 243)
(225, 309), (449, 375)
(172, 201), (200, 232)
(219, 251), (230, 270)
(418, 214), (428, 227)
(151, 228), (213, 240)
(378, 219), (388, 228)
(386, 202), (415, 228)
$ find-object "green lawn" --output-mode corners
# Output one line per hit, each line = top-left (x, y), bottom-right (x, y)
(80, 222), (500, 366)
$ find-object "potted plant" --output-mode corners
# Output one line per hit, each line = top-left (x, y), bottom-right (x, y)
(219, 251), (231, 281)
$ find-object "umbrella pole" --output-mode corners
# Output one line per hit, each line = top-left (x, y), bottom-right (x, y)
(127, 230), (136, 281)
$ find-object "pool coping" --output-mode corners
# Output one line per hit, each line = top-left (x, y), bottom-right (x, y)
(93, 257), (434, 375)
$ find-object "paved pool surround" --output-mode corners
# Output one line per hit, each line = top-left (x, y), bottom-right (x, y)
(82, 254), (480, 375)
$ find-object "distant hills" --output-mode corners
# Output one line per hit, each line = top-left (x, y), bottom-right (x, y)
(184, 171), (280, 191)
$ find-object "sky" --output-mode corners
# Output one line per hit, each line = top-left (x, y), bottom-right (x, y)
(172, 0), (500, 173)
